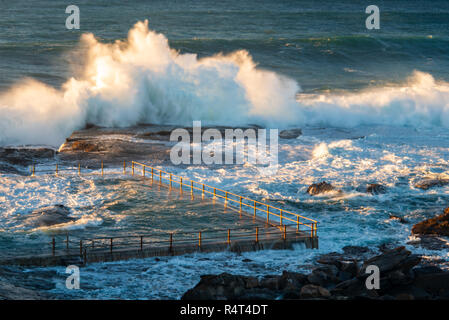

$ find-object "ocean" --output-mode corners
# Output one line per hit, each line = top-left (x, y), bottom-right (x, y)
(1, 0), (449, 299)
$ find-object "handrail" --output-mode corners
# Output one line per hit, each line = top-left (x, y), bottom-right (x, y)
(27, 160), (318, 236)
(47, 224), (309, 258)
(131, 161), (318, 233)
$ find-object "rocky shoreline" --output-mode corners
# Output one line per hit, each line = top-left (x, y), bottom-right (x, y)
(182, 207), (449, 300)
(0, 124), (303, 174)
(181, 245), (449, 300)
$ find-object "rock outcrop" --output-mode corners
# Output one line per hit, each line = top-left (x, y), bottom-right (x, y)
(412, 207), (449, 236)
(414, 179), (449, 190)
(307, 181), (335, 195)
(181, 246), (447, 300)
(279, 128), (302, 139)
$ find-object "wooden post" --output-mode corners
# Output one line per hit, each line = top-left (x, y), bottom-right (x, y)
(159, 171), (162, 183)
(31, 164), (35, 177)
(151, 168), (154, 180)
(198, 232), (202, 248)
(283, 225), (287, 240)
(266, 205), (269, 224)
(142, 166), (145, 177)
(170, 174), (172, 187)
(256, 227), (259, 243)
(180, 178), (183, 191)
(92, 239), (94, 249)
(52, 237), (55, 256)
(191, 181), (193, 195)
(110, 238), (113, 254)
(254, 201), (256, 216)
(140, 236), (143, 251)
(202, 184), (205, 197)
(101, 161), (104, 176)
(55, 164), (58, 176)
(297, 217), (300, 232)
(132, 162), (134, 176)
(78, 163), (81, 175)
(227, 229), (231, 245)
(280, 209), (283, 225)
(239, 197), (242, 212)
(123, 160), (126, 174)
(169, 233), (173, 253)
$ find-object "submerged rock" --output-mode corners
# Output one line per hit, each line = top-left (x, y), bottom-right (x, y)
(366, 183), (387, 195)
(23, 205), (75, 228)
(307, 181), (335, 195)
(414, 179), (449, 190)
(412, 207), (449, 236)
(279, 128), (302, 139)
(389, 214), (408, 224)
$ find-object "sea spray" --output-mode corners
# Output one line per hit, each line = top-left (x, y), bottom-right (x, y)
(1, 21), (449, 147)
(297, 71), (449, 128)
(0, 20), (301, 146)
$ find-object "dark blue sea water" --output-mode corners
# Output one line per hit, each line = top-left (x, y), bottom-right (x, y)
(1, 0), (448, 93)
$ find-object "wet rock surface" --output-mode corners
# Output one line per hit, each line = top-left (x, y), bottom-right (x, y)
(408, 235), (449, 251)
(412, 207), (449, 236)
(414, 179), (449, 190)
(389, 214), (408, 223)
(56, 124), (264, 167)
(366, 183), (387, 195)
(307, 181), (335, 195)
(182, 246), (449, 300)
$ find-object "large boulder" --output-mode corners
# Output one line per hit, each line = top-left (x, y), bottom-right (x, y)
(413, 272), (449, 296)
(307, 265), (340, 288)
(299, 284), (330, 299)
(278, 271), (308, 291)
(414, 179), (449, 190)
(23, 205), (75, 228)
(360, 246), (421, 275)
(307, 181), (335, 195)
(181, 273), (261, 300)
(331, 277), (378, 298)
(412, 207), (449, 236)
